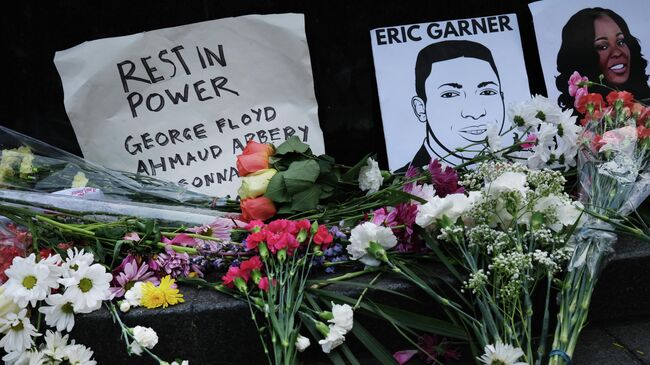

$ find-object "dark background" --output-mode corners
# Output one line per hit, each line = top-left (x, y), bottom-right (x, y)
(0, 0), (546, 168)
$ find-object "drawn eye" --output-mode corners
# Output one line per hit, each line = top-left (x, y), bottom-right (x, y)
(479, 89), (498, 96)
(440, 91), (460, 98)
(617, 38), (626, 47)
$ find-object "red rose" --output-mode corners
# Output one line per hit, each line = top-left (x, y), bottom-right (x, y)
(241, 197), (277, 222)
(606, 91), (635, 109)
(313, 225), (333, 249)
(576, 93), (604, 115)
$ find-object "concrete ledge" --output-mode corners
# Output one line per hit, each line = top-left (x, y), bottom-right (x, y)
(57, 238), (650, 364)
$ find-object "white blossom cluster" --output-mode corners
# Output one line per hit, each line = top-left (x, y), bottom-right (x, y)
(508, 95), (581, 171)
(0, 248), (110, 364)
(416, 162), (583, 304)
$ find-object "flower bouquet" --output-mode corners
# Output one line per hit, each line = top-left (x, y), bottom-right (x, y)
(549, 75), (650, 364)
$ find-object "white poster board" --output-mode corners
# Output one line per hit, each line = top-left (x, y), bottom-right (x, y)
(55, 14), (324, 197)
(530, 0), (650, 108)
(370, 14), (530, 171)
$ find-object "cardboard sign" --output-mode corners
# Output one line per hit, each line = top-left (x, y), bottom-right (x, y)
(370, 14), (530, 171)
(55, 14), (324, 197)
(530, 0), (650, 109)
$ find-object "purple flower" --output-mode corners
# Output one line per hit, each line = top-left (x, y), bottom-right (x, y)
(187, 218), (235, 241)
(110, 260), (159, 298)
(405, 165), (420, 179)
(156, 245), (191, 278)
(428, 159), (464, 197)
(329, 226), (347, 239)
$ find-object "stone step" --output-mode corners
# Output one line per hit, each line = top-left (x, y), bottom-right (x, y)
(11, 237), (650, 364)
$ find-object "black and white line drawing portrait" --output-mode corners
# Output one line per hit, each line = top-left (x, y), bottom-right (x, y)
(405, 40), (505, 170)
(370, 14), (530, 172)
(530, 0), (650, 110)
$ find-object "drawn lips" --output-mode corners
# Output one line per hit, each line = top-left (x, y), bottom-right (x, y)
(460, 126), (487, 135)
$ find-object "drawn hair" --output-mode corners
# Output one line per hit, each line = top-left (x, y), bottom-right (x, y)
(556, 7), (650, 109)
(415, 40), (500, 103)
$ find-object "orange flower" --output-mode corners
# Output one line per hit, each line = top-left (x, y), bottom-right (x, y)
(236, 141), (274, 176)
(576, 93), (604, 116)
(241, 197), (277, 221)
(606, 91), (635, 109)
(242, 141), (274, 156)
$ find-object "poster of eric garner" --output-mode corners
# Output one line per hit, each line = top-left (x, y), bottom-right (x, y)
(529, 0), (650, 110)
(370, 14), (530, 172)
(54, 14), (325, 197)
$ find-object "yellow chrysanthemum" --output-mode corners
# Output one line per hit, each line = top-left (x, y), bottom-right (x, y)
(140, 276), (184, 309)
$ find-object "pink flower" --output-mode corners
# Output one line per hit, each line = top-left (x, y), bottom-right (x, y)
(371, 207), (398, 227)
(123, 232), (141, 241)
(521, 134), (537, 149)
(258, 277), (270, 291)
(428, 160), (464, 197)
(162, 233), (198, 247)
(110, 260), (159, 298)
(568, 71), (589, 97)
(246, 230), (267, 251)
(188, 218), (235, 241)
(156, 245), (191, 278)
(393, 350), (418, 365)
(222, 265), (244, 288)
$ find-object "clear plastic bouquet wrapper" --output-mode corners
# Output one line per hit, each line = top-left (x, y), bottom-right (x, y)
(0, 125), (238, 210)
(549, 80), (650, 364)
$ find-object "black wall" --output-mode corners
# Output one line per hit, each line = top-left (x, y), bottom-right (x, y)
(0, 0), (546, 167)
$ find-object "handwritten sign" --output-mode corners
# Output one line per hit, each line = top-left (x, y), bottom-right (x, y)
(370, 15), (530, 170)
(55, 14), (324, 197)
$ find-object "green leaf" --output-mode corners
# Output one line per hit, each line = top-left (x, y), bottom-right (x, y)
(310, 289), (465, 339)
(264, 172), (291, 203)
(110, 240), (125, 269)
(349, 321), (398, 364)
(284, 160), (320, 194)
(290, 184), (321, 211)
(341, 153), (371, 182)
(274, 136), (310, 155)
(317, 154), (335, 174)
(94, 226), (127, 239)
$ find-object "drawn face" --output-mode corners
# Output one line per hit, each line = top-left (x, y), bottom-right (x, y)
(594, 15), (631, 86)
(419, 57), (504, 160)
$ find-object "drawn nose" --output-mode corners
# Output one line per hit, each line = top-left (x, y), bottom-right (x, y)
(461, 102), (486, 120)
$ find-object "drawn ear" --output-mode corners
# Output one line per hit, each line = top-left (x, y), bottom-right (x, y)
(411, 96), (427, 123)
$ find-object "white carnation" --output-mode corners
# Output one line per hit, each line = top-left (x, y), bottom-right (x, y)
(329, 302), (354, 332)
(358, 158), (383, 194)
(346, 222), (397, 266)
(295, 334), (311, 352)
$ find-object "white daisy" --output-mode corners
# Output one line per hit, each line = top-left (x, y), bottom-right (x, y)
(59, 263), (112, 313)
(477, 341), (528, 365)
(38, 294), (76, 332)
(0, 309), (40, 352)
(346, 222), (397, 266)
(0, 285), (20, 319)
(63, 343), (96, 365)
(42, 330), (71, 362)
(3, 254), (61, 308)
(61, 248), (95, 278)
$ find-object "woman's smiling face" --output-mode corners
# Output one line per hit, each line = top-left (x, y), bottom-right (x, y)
(594, 15), (631, 86)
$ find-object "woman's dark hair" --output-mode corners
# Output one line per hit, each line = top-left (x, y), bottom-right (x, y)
(556, 7), (650, 109)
